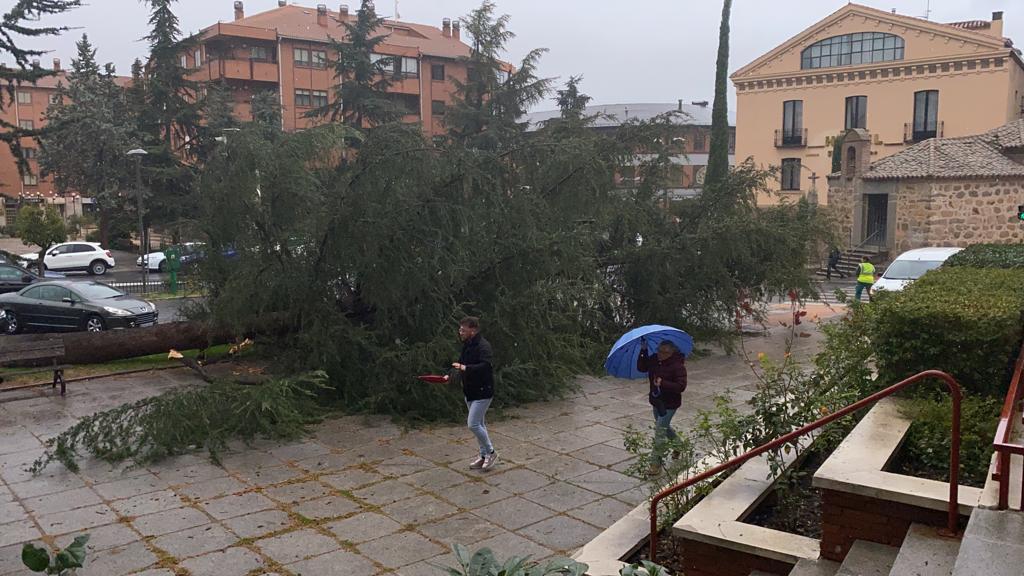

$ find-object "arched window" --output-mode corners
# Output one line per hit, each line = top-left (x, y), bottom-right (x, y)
(801, 32), (905, 70)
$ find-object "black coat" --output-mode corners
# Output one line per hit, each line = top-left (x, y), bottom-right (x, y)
(459, 334), (494, 401)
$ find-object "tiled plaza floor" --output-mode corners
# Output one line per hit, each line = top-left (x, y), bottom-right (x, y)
(0, 305), (837, 575)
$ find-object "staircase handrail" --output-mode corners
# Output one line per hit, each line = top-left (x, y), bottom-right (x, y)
(991, 342), (1024, 509)
(851, 229), (883, 254)
(648, 370), (962, 564)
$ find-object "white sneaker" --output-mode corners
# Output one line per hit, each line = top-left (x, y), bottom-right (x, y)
(481, 451), (498, 470)
(469, 456), (486, 469)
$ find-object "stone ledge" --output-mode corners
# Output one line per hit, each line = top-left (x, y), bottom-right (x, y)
(812, 398), (982, 515)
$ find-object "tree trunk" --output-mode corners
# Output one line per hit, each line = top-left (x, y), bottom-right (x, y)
(99, 208), (110, 248)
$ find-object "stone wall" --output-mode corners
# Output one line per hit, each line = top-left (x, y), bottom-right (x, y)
(826, 176), (855, 248)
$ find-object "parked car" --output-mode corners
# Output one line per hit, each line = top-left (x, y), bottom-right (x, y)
(0, 263), (64, 294)
(20, 242), (115, 275)
(871, 247), (963, 293)
(0, 281), (157, 334)
(137, 242), (236, 272)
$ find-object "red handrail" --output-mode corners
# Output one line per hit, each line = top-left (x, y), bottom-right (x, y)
(991, 342), (1024, 509)
(648, 370), (962, 564)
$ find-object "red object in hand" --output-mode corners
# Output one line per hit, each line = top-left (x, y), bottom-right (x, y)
(417, 375), (450, 384)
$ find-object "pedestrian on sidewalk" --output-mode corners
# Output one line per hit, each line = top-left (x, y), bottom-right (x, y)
(855, 256), (876, 302)
(452, 317), (499, 471)
(826, 246), (846, 281)
(636, 339), (687, 475)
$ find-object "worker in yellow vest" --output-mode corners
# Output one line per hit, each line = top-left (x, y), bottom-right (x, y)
(855, 256), (876, 302)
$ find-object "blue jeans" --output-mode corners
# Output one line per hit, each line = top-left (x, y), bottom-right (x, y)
(466, 398), (494, 457)
(653, 407), (678, 464)
(855, 282), (873, 302)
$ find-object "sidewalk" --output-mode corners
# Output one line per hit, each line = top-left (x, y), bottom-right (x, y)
(0, 307), (842, 576)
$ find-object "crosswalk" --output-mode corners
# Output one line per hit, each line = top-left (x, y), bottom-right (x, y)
(815, 285), (860, 305)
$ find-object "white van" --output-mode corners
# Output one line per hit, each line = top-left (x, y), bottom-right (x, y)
(871, 247), (963, 293)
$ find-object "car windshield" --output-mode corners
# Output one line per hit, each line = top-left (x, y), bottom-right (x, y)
(882, 260), (943, 280)
(72, 282), (124, 300)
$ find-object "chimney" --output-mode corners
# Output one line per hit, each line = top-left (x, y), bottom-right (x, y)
(340, 4), (349, 18)
(31, 59), (40, 67)
(442, 17), (451, 38)
(233, 1), (244, 20)
(317, 4), (327, 26)
(452, 21), (460, 41)
(677, 99), (683, 112)
(992, 11), (1004, 38)
(278, 0), (286, 6)
(52, 58), (61, 72)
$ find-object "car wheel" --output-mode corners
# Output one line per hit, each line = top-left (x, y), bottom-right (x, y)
(158, 260), (167, 273)
(4, 311), (19, 335)
(89, 260), (107, 275)
(84, 315), (105, 333)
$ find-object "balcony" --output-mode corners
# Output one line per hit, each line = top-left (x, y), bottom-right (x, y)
(211, 58), (279, 83)
(775, 128), (807, 148)
(904, 120), (943, 143)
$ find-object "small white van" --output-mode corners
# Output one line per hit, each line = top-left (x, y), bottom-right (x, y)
(871, 247), (963, 293)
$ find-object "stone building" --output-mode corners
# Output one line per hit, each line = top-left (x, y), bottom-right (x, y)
(827, 119), (1024, 256)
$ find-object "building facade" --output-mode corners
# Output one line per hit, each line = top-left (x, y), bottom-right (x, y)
(733, 4), (1024, 205)
(192, 1), (477, 137)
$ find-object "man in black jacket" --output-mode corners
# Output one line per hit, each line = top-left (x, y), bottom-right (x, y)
(453, 317), (498, 470)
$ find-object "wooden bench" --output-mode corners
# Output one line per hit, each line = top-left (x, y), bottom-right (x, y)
(0, 337), (68, 396)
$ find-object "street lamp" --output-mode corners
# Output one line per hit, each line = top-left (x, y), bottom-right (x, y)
(126, 148), (148, 293)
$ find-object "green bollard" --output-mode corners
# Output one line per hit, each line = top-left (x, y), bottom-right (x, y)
(165, 245), (182, 295)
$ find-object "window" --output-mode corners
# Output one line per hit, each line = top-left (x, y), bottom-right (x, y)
(294, 89), (312, 108)
(71, 244), (97, 253)
(431, 64), (445, 81)
(194, 49), (202, 67)
(180, 54), (188, 68)
(18, 120), (33, 130)
(22, 286), (42, 299)
(311, 90), (328, 109)
(845, 95), (867, 130)
(913, 90), (939, 140)
(781, 158), (801, 191)
(22, 148), (36, 160)
(311, 50), (327, 68)
(388, 93), (420, 115)
(50, 245), (72, 255)
(23, 173), (38, 186)
(37, 285), (70, 302)
(691, 132), (706, 152)
(16, 91), (31, 104)
(801, 32), (904, 70)
(431, 100), (446, 116)
(48, 93), (59, 104)
(251, 46), (270, 61)
(400, 57), (419, 77)
(294, 48), (310, 66)
(371, 53), (394, 74)
(497, 69), (510, 83)
(0, 266), (23, 282)
(782, 100), (803, 145)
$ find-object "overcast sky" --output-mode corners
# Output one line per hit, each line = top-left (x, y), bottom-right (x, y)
(8, 0), (1022, 111)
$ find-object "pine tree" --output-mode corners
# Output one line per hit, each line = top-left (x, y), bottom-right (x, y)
(556, 75), (591, 121)
(203, 80), (239, 132)
(704, 0), (733, 189)
(250, 90), (282, 132)
(0, 0), (81, 173)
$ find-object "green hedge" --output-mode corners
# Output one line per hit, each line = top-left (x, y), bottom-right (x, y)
(873, 267), (1024, 397)
(945, 244), (1024, 269)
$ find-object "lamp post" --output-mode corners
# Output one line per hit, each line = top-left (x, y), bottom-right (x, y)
(127, 149), (148, 293)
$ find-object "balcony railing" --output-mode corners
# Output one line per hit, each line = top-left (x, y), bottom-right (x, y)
(991, 342), (1024, 510)
(904, 120), (944, 143)
(775, 128), (807, 148)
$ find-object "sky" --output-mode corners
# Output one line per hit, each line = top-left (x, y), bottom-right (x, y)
(7, 0), (1022, 112)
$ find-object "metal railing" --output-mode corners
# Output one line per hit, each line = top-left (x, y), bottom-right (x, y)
(991, 342), (1024, 510)
(648, 370), (963, 563)
(107, 279), (169, 295)
(774, 128), (808, 148)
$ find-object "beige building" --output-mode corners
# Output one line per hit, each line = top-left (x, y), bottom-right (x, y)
(733, 3), (1024, 209)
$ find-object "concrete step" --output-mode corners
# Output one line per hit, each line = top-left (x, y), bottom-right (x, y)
(836, 541), (898, 576)
(790, 557), (840, 576)
(889, 523), (960, 576)
(952, 508), (1024, 576)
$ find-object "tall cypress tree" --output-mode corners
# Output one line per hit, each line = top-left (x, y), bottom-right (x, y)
(705, 0), (733, 189)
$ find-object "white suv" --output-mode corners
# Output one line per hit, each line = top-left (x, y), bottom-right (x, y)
(20, 242), (116, 275)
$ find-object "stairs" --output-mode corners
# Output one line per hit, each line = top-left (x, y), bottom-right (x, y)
(951, 509), (1024, 576)
(814, 247), (889, 279)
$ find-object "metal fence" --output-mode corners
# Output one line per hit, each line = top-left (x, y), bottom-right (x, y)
(107, 279), (169, 295)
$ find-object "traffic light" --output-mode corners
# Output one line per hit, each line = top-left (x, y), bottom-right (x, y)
(1019, 205), (1024, 221)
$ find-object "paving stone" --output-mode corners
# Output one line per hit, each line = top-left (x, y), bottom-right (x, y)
(407, 439), (471, 465)
(359, 531), (445, 569)
(573, 424), (625, 445)
(472, 531), (554, 562)
(287, 548), (380, 576)
(176, 476), (248, 501)
(22, 487), (101, 516)
(92, 473), (168, 501)
(81, 541), (157, 576)
(0, 500), (27, 523)
(0, 543), (24, 575)
(400, 467), (472, 491)
(0, 427), (41, 456)
(484, 468), (553, 495)
(522, 482), (602, 511)
(267, 441), (332, 463)
(132, 507), (210, 537)
(152, 523), (239, 559)
(55, 522), (141, 554)
(321, 468), (386, 491)
(417, 512), (504, 547)
(222, 509), (293, 539)
(573, 443), (633, 467)
(264, 480), (334, 504)
(110, 489), (183, 517)
(201, 492), (275, 520)
(567, 469), (639, 496)
(0, 519), (41, 548)
(219, 450), (286, 474)
(382, 493), (459, 525)
(613, 486), (650, 506)
(256, 528), (339, 565)
(325, 512), (403, 544)
(472, 497), (554, 531)
(517, 516), (600, 552)
(235, 465), (303, 487)
(131, 570), (176, 576)
(8, 472), (85, 500)
(375, 455), (435, 477)
(37, 504), (118, 536)
(398, 554), (458, 576)
(526, 454), (599, 481)
(73, 460), (151, 485)
(352, 479), (420, 506)
(439, 482), (512, 509)
(293, 453), (354, 474)
(290, 495), (362, 521)
(567, 497), (634, 528)
(154, 462), (225, 485)
(542, 431), (603, 453)
(179, 546), (265, 576)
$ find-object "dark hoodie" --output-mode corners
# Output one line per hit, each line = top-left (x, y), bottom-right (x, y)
(636, 349), (687, 410)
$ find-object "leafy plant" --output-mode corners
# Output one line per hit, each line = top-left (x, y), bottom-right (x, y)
(438, 544), (587, 576)
(945, 243), (1024, 269)
(620, 560), (670, 576)
(896, 395), (1001, 487)
(22, 535), (89, 575)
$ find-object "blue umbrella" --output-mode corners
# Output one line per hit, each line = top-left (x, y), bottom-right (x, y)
(605, 325), (694, 379)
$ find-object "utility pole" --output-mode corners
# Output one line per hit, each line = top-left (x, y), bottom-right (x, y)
(127, 149), (148, 293)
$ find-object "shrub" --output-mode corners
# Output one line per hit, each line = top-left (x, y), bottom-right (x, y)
(896, 395), (1000, 487)
(872, 267), (1024, 397)
(946, 244), (1024, 269)
(22, 535), (89, 575)
(437, 545), (587, 575)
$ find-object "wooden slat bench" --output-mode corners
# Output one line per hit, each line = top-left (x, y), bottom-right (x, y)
(0, 337), (68, 396)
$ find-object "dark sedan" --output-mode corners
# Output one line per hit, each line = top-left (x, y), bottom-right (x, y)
(0, 281), (158, 334)
(0, 262), (64, 294)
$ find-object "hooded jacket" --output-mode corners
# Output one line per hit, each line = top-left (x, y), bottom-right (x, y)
(636, 349), (687, 410)
(459, 334), (494, 401)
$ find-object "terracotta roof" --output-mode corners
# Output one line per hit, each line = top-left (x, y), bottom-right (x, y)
(861, 119), (1024, 180)
(219, 4), (471, 59)
(523, 102), (735, 130)
(946, 20), (991, 31)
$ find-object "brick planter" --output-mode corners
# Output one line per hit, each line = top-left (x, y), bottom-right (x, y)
(681, 539), (795, 576)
